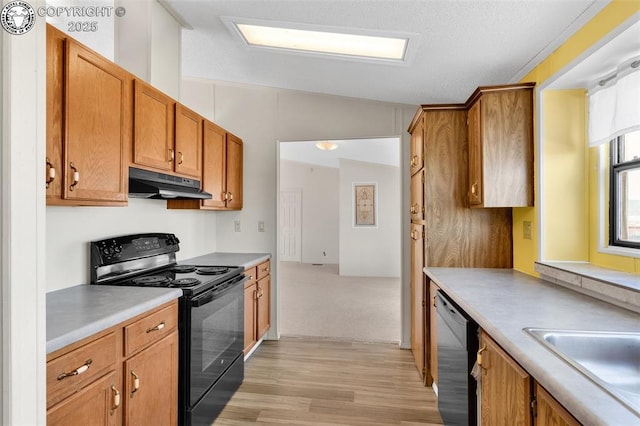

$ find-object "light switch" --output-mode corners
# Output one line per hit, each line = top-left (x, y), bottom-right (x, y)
(234, 220), (241, 232)
(523, 221), (532, 240)
(258, 221), (265, 232)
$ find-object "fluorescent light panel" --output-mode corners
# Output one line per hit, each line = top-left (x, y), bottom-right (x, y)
(235, 23), (407, 61)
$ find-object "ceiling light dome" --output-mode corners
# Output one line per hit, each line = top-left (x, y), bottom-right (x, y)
(315, 141), (338, 151)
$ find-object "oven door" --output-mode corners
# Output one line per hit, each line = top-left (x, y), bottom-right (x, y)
(188, 274), (246, 406)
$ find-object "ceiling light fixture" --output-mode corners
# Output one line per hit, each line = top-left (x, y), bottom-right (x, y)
(315, 141), (338, 151)
(229, 19), (410, 62)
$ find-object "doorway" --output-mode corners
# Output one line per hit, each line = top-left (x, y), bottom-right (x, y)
(277, 138), (402, 343)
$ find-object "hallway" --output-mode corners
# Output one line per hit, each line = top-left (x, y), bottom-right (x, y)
(215, 337), (442, 425)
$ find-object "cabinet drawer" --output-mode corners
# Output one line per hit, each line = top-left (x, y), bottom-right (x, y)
(124, 303), (178, 357)
(47, 332), (117, 408)
(256, 260), (270, 280)
(245, 266), (257, 288)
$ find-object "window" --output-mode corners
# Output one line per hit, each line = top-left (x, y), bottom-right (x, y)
(610, 130), (640, 248)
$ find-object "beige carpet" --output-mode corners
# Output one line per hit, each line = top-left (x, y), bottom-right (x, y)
(278, 262), (401, 343)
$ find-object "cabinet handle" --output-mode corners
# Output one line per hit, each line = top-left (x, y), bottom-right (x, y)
(432, 295), (437, 307)
(477, 344), (487, 369)
(57, 359), (92, 380)
(411, 155), (419, 168)
(178, 151), (184, 165)
(410, 204), (417, 215)
(130, 370), (140, 396)
(46, 157), (56, 188)
(168, 148), (174, 163)
(248, 275), (254, 280)
(227, 192), (233, 201)
(146, 321), (165, 333)
(253, 289), (258, 300)
(471, 182), (478, 196)
(111, 385), (121, 410)
(69, 162), (80, 191)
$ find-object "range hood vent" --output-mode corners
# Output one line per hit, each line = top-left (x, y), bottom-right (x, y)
(128, 167), (212, 200)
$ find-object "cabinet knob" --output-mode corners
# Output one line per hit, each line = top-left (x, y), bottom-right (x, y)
(69, 162), (80, 191)
(46, 157), (56, 188)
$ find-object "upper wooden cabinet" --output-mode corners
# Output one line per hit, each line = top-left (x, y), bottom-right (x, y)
(410, 169), (425, 223)
(133, 79), (174, 172)
(466, 83), (534, 208)
(174, 104), (203, 179)
(46, 24), (130, 206)
(409, 113), (424, 176)
(132, 81), (203, 180)
(167, 120), (243, 211)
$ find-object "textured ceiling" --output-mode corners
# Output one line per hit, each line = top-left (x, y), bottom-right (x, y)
(170, 0), (611, 105)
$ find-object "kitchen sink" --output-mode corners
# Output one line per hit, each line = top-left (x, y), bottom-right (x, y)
(523, 328), (640, 415)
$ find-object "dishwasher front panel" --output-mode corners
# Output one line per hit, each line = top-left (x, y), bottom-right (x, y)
(435, 290), (478, 426)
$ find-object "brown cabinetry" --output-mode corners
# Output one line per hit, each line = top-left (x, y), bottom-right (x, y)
(47, 301), (179, 426)
(428, 281), (439, 385)
(167, 120), (243, 211)
(174, 104), (203, 179)
(466, 83), (534, 207)
(535, 383), (581, 426)
(46, 24), (130, 206)
(244, 259), (271, 354)
(408, 103), (513, 384)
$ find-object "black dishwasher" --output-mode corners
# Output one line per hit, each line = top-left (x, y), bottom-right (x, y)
(435, 290), (478, 426)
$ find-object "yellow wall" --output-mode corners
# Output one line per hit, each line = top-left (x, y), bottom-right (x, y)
(513, 0), (640, 276)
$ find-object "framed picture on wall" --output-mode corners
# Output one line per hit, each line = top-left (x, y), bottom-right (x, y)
(354, 183), (377, 227)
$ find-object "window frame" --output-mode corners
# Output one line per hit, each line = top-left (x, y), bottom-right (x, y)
(609, 135), (640, 249)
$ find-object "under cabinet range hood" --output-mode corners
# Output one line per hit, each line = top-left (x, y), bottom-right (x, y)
(128, 167), (212, 200)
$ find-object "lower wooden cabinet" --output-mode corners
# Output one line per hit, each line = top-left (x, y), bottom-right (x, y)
(410, 223), (425, 381)
(47, 301), (178, 426)
(478, 330), (582, 426)
(428, 281), (439, 385)
(244, 259), (271, 354)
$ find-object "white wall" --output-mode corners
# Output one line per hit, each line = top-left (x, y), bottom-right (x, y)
(181, 78), (415, 346)
(279, 160), (340, 264)
(46, 199), (217, 291)
(339, 159), (401, 277)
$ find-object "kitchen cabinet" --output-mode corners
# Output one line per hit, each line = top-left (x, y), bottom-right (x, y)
(410, 222), (426, 382)
(478, 330), (532, 425)
(407, 104), (512, 384)
(132, 79), (175, 172)
(132, 82), (202, 180)
(535, 383), (581, 426)
(167, 120), (243, 211)
(478, 330), (582, 425)
(47, 301), (178, 426)
(428, 280), (439, 385)
(466, 83), (534, 207)
(244, 259), (271, 355)
(46, 24), (130, 206)
(410, 113), (424, 176)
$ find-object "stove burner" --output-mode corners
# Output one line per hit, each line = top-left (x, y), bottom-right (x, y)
(132, 275), (171, 285)
(196, 267), (230, 275)
(171, 277), (201, 287)
(171, 265), (197, 273)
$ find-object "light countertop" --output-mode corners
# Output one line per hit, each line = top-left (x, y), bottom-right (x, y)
(47, 285), (182, 354)
(424, 267), (640, 426)
(180, 252), (270, 269)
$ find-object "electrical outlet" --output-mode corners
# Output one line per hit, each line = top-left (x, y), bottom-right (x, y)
(258, 221), (265, 232)
(234, 220), (241, 232)
(523, 221), (532, 240)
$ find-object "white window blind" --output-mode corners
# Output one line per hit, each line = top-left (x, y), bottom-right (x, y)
(588, 56), (640, 147)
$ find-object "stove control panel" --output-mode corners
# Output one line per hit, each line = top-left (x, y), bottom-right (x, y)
(90, 233), (180, 267)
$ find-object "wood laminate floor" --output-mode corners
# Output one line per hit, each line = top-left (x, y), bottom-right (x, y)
(215, 338), (443, 425)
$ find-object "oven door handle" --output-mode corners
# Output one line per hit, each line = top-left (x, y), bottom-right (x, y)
(190, 275), (247, 307)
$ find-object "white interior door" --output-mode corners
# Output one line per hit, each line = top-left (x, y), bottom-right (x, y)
(280, 189), (302, 262)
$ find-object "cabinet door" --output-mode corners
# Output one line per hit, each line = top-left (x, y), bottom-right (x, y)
(202, 120), (227, 208)
(225, 133), (243, 210)
(174, 104), (203, 179)
(64, 39), (130, 203)
(133, 80), (174, 172)
(479, 331), (532, 425)
(535, 383), (580, 426)
(124, 332), (178, 426)
(410, 223), (426, 381)
(47, 371), (120, 426)
(46, 24), (65, 200)
(256, 275), (271, 339)
(244, 282), (257, 354)
(410, 169), (425, 222)
(468, 101), (483, 206)
(428, 281), (439, 385)
(410, 115), (424, 175)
